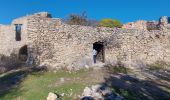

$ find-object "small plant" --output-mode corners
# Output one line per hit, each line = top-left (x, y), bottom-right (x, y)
(105, 61), (130, 74)
(148, 61), (169, 70)
(110, 86), (138, 100)
(65, 11), (99, 26)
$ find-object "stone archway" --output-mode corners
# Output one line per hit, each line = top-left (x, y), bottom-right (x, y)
(93, 42), (105, 63)
(19, 45), (28, 62)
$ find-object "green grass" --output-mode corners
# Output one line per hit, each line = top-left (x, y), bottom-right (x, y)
(111, 66), (129, 73)
(1, 65), (169, 100)
(105, 64), (131, 74)
(0, 69), (97, 100)
(148, 61), (169, 70)
(110, 86), (141, 100)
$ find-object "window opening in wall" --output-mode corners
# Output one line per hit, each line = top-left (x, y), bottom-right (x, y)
(93, 42), (105, 63)
(15, 24), (22, 41)
(168, 17), (170, 24)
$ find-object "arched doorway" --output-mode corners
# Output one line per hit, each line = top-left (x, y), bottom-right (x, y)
(19, 45), (28, 62)
(93, 42), (105, 63)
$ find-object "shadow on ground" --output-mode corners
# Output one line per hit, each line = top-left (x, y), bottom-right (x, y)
(101, 68), (170, 100)
(0, 65), (170, 100)
(0, 67), (46, 98)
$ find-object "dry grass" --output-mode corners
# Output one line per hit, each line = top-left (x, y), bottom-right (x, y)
(148, 61), (170, 70)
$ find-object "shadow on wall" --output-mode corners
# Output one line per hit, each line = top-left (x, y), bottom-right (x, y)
(0, 54), (21, 74)
(18, 45), (28, 62)
(0, 45), (29, 73)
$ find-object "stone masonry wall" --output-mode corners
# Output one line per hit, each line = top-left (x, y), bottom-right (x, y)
(0, 16), (28, 56)
(26, 13), (170, 69)
(1, 12), (170, 69)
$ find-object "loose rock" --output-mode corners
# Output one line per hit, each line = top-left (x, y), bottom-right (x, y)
(47, 92), (58, 100)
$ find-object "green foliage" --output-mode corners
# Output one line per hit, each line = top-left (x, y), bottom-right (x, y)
(0, 69), (97, 100)
(110, 86), (139, 100)
(148, 61), (169, 70)
(112, 66), (128, 73)
(99, 18), (122, 28)
(105, 62), (130, 74)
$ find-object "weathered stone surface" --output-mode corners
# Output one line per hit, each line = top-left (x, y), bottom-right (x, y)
(82, 87), (92, 97)
(81, 85), (123, 100)
(1, 12), (170, 70)
(160, 16), (168, 26)
(122, 20), (147, 30)
(47, 92), (58, 100)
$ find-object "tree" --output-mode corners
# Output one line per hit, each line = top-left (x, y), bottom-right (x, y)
(99, 18), (122, 28)
(65, 11), (100, 26)
(66, 11), (88, 26)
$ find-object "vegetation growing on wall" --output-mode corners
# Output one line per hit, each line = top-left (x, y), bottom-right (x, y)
(65, 12), (124, 28)
(99, 18), (122, 28)
(65, 12), (99, 27)
(148, 60), (169, 70)
(66, 14), (88, 25)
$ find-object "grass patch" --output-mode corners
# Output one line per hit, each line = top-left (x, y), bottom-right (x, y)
(112, 66), (129, 74)
(110, 86), (141, 100)
(105, 63), (131, 74)
(0, 68), (98, 100)
(148, 61), (169, 70)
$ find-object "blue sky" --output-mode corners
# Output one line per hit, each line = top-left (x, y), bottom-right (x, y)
(0, 0), (169, 24)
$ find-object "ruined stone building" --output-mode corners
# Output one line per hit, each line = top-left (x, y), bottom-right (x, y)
(1, 12), (170, 70)
(122, 20), (148, 30)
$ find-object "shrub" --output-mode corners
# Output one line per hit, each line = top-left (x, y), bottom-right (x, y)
(66, 11), (88, 26)
(65, 12), (99, 26)
(99, 18), (122, 28)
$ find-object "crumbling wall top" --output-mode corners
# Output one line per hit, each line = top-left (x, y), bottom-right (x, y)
(12, 12), (52, 25)
(159, 16), (168, 26)
(30, 12), (52, 18)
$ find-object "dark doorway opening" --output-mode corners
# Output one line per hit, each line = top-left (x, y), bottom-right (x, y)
(93, 42), (105, 63)
(19, 45), (28, 62)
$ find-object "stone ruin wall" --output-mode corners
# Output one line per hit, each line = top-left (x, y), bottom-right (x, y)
(1, 12), (170, 69)
(0, 17), (28, 56)
(26, 13), (170, 69)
